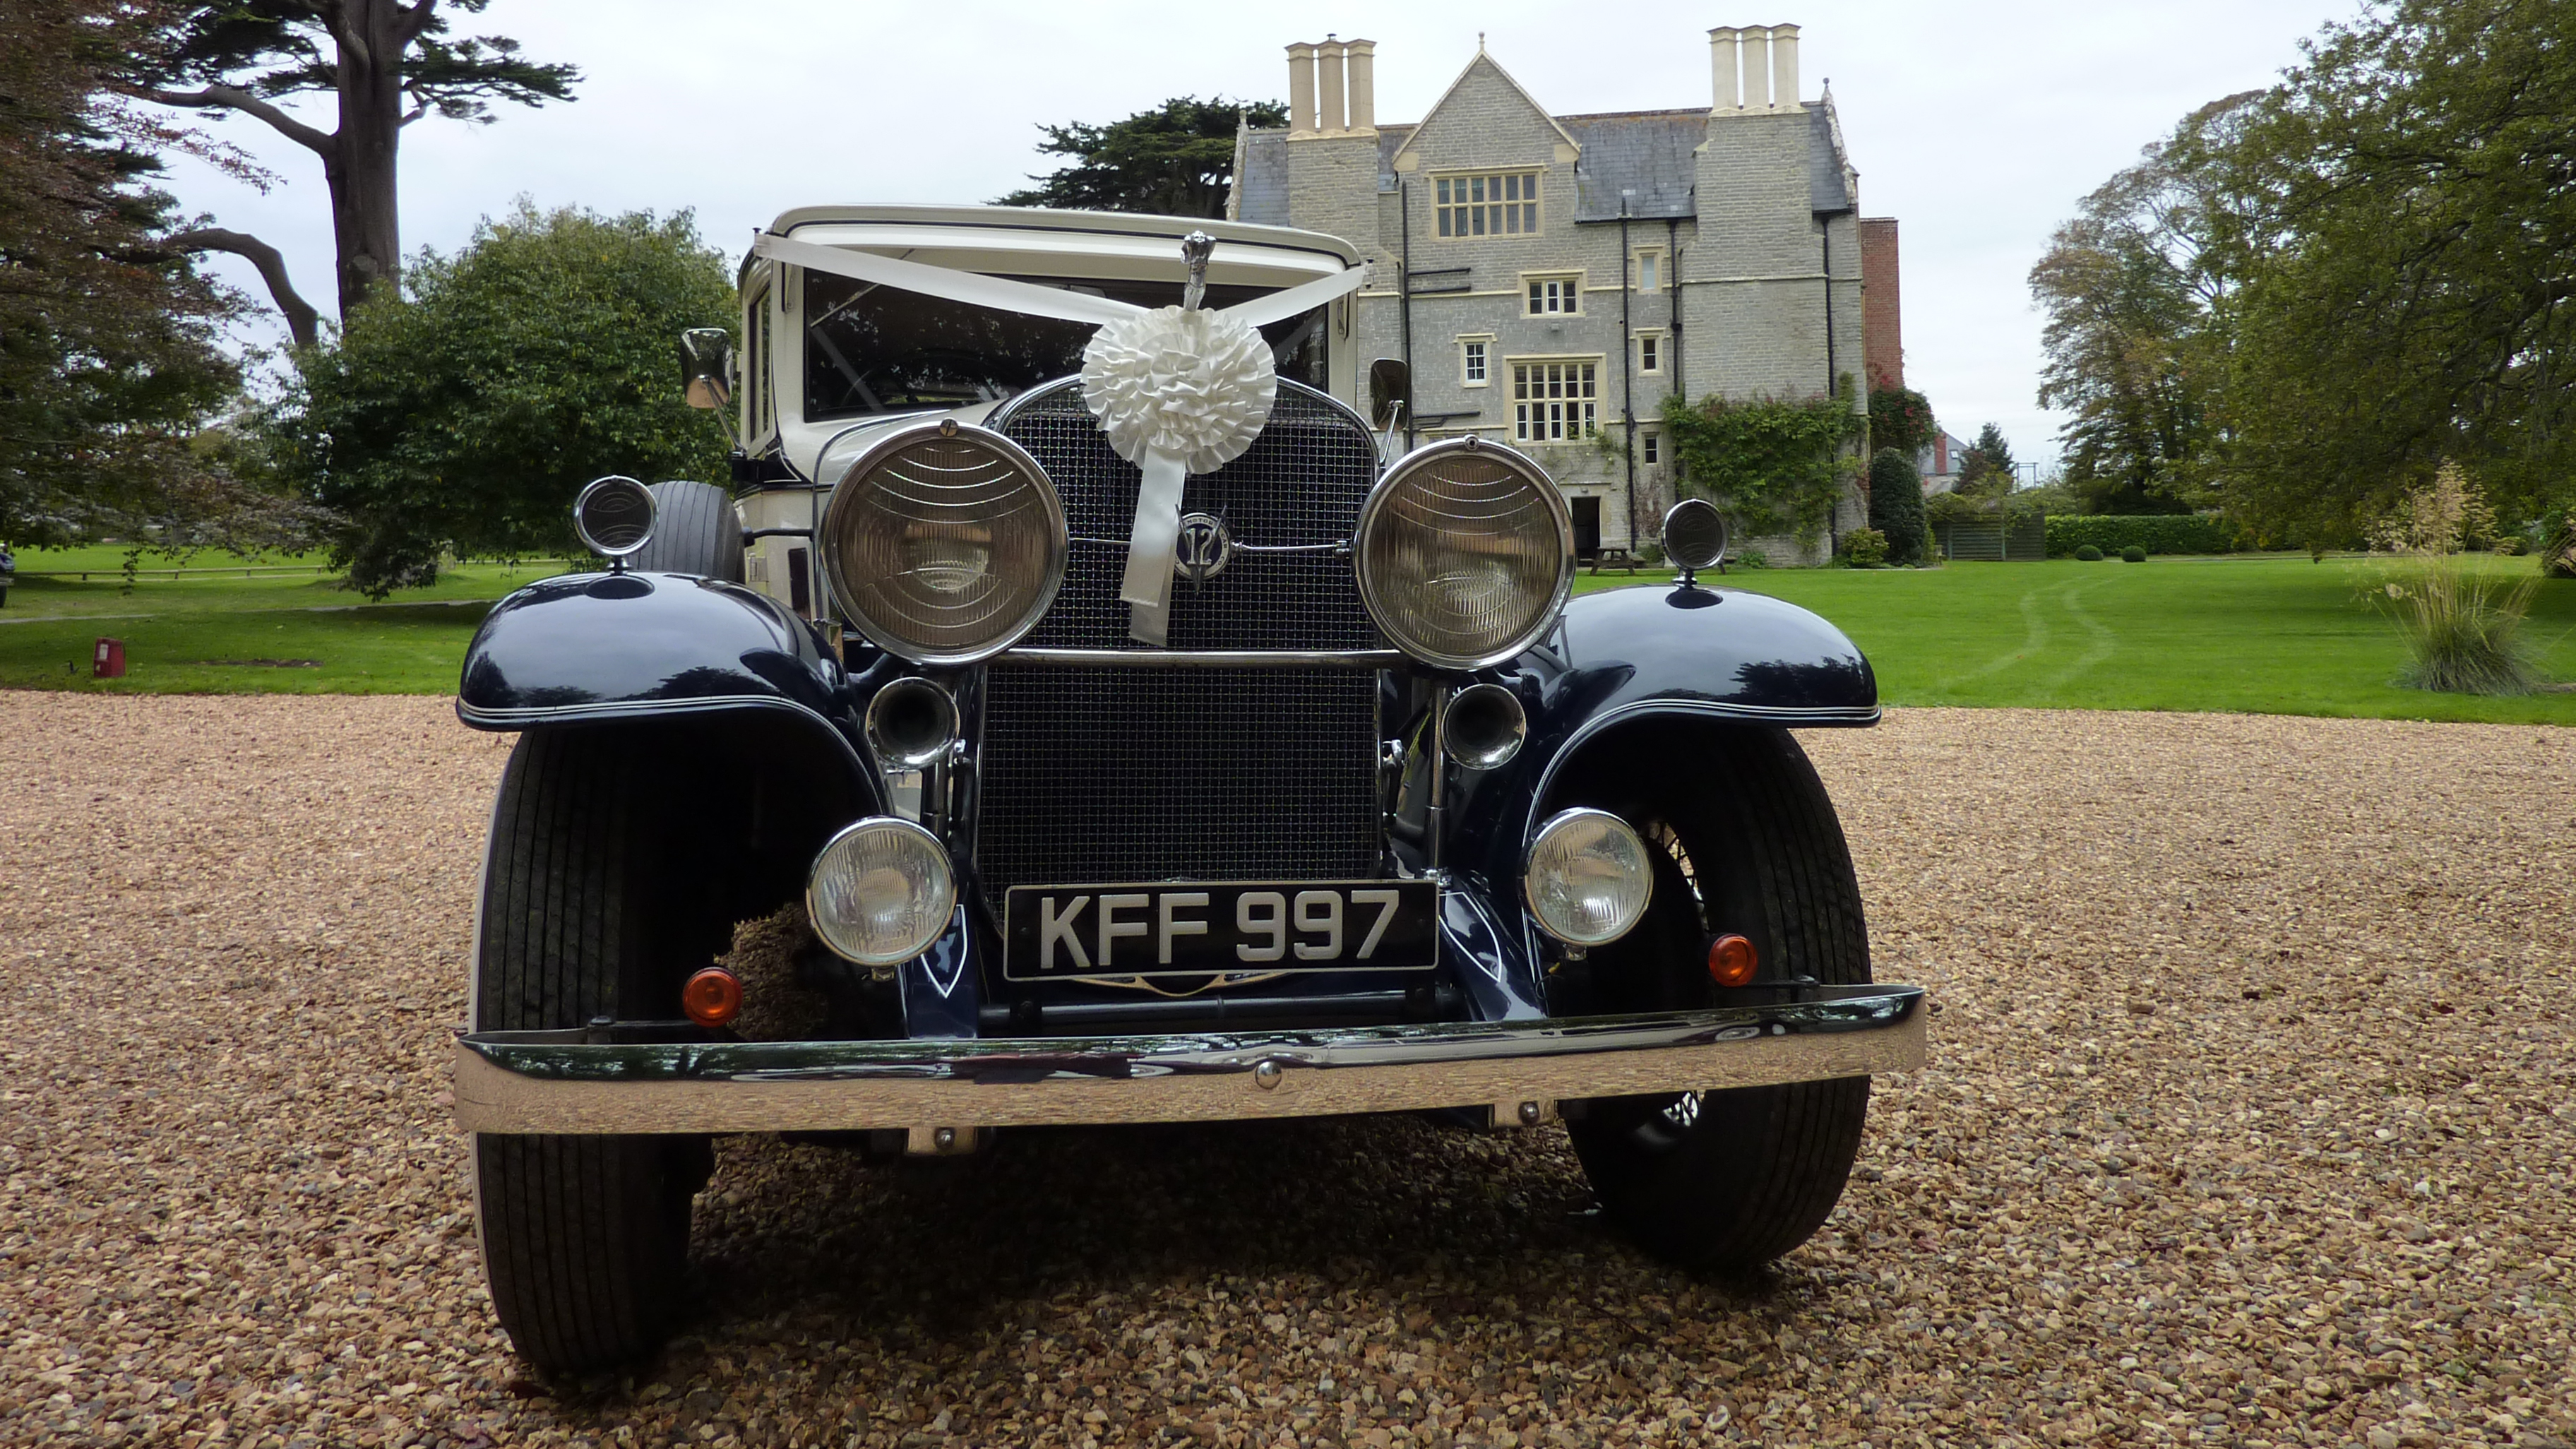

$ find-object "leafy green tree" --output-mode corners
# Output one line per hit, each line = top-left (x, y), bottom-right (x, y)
(1, 0), (318, 551)
(1866, 447), (1928, 565)
(1659, 384), (1868, 547)
(1866, 384), (1935, 460)
(996, 97), (1287, 217)
(2028, 96), (2248, 516)
(269, 203), (732, 595)
(126, 1), (579, 336)
(2206, 0), (2576, 543)
(1953, 422), (2017, 499)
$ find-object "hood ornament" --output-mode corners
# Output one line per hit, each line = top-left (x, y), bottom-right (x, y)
(1181, 229), (1215, 312)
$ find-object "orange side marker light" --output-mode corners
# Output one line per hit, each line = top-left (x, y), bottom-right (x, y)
(682, 966), (743, 1028)
(1707, 934), (1758, 988)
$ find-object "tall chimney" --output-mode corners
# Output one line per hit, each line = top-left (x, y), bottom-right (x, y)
(1743, 27), (1772, 108)
(1286, 42), (1316, 136)
(1770, 24), (1801, 109)
(1707, 27), (1740, 111)
(1345, 39), (1376, 131)
(1317, 37), (1347, 133)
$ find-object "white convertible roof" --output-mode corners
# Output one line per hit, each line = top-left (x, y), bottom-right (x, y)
(755, 205), (1361, 291)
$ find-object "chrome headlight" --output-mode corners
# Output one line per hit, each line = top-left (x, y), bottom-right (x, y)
(573, 475), (657, 559)
(807, 817), (957, 966)
(1525, 807), (1654, 946)
(818, 418), (1067, 665)
(1354, 437), (1574, 669)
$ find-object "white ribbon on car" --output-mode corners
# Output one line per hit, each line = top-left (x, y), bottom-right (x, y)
(752, 232), (1368, 644)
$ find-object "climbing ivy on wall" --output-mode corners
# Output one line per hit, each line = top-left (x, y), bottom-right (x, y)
(1658, 381), (1868, 545)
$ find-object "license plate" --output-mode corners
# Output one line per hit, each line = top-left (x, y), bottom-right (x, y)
(1002, 880), (1438, 980)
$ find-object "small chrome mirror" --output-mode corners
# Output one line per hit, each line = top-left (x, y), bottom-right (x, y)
(1367, 358), (1410, 430)
(679, 327), (733, 410)
(1662, 498), (1729, 585)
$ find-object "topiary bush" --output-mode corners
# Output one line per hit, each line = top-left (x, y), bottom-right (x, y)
(1866, 447), (1928, 565)
(1839, 527), (1889, 567)
(2121, 544), (2147, 563)
(2075, 544), (2104, 561)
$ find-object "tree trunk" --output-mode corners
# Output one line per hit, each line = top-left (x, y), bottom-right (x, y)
(326, 0), (412, 318)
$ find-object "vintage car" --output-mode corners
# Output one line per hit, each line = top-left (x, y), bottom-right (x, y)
(451, 205), (1925, 1371)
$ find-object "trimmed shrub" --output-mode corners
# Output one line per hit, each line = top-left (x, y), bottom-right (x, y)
(1840, 527), (1889, 566)
(2121, 544), (2147, 563)
(2075, 544), (2104, 561)
(1866, 447), (1928, 564)
(2044, 513), (2241, 558)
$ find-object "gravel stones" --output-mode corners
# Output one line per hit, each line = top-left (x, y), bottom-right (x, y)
(1, 695), (2569, 1447)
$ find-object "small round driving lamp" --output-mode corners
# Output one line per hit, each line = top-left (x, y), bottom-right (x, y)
(819, 419), (1068, 666)
(806, 817), (958, 967)
(573, 475), (657, 559)
(1356, 437), (1575, 669)
(1525, 807), (1654, 947)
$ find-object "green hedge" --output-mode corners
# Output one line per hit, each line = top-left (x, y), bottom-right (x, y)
(2045, 514), (2241, 558)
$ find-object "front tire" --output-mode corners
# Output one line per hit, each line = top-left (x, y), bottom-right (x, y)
(1558, 725), (1873, 1270)
(472, 729), (720, 1372)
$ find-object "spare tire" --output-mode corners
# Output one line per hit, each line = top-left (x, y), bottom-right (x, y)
(628, 479), (743, 582)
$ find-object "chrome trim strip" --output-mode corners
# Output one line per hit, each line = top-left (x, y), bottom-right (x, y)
(452, 987), (1927, 1135)
(991, 648), (1405, 669)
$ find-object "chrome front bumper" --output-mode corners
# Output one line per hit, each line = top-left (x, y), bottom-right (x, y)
(452, 984), (1926, 1136)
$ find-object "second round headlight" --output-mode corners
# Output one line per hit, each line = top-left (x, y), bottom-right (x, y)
(820, 419), (1067, 665)
(807, 817), (958, 967)
(1355, 437), (1575, 669)
(1524, 807), (1654, 947)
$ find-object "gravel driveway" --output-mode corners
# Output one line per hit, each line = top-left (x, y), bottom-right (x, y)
(2, 695), (2568, 1448)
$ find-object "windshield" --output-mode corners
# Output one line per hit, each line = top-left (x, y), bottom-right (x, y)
(801, 270), (1330, 422)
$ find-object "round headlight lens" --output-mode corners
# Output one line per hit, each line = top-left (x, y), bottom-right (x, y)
(573, 475), (657, 559)
(807, 817), (958, 967)
(819, 419), (1066, 665)
(1525, 807), (1654, 947)
(1355, 438), (1574, 668)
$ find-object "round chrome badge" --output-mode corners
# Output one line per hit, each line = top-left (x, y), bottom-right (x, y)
(1174, 511), (1234, 583)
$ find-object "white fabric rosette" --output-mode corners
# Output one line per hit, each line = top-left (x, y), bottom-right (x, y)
(1080, 307), (1277, 644)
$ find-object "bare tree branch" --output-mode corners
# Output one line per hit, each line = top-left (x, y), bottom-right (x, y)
(399, 101), (430, 126)
(169, 228), (322, 348)
(133, 84), (335, 155)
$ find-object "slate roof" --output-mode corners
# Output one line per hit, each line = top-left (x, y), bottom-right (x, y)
(1557, 109), (1704, 221)
(1235, 129), (1290, 226)
(1228, 94), (1856, 227)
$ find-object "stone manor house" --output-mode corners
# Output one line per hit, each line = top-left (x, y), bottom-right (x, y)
(1229, 25), (1880, 564)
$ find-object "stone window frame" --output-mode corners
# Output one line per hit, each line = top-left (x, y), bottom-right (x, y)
(1508, 354), (1603, 444)
(1523, 272), (1584, 317)
(1633, 246), (1669, 294)
(1634, 328), (1666, 375)
(1459, 333), (1496, 388)
(1433, 169), (1544, 239)
(1641, 429), (1662, 465)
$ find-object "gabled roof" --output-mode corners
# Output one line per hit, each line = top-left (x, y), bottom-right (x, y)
(1387, 48), (1580, 170)
(1808, 89), (1857, 213)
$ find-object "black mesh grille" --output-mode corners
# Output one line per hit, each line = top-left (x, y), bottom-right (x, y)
(974, 667), (1382, 898)
(995, 378), (1382, 651)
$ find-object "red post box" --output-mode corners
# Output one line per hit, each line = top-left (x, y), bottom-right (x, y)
(93, 638), (126, 679)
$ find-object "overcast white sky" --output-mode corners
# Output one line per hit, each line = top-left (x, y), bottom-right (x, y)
(158, 0), (2348, 466)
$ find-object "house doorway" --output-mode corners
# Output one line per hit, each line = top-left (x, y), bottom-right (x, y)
(1570, 496), (1602, 559)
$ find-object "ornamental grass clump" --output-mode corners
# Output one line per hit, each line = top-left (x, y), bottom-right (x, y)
(2368, 465), (2541, 696)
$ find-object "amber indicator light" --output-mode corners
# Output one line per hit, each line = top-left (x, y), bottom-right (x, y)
(1706, 934), (1758, 988)
(682, 967), (743, 1027)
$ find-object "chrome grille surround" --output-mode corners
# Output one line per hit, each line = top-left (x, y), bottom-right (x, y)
(973, 378), (1389, 905)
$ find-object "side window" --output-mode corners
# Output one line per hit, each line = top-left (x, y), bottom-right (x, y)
(1460, 337), (1490, 386)
(1633, 249), (1664, 293)
(1637, 333), (1662, 374)
(1524, 275), (1581, 316)
(1642, 431), (1661, 465)
(745, 287), (773, 441)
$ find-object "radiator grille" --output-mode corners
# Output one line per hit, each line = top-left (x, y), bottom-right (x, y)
(974, 667), (1382, 899)
(995, 378), (1383, 651)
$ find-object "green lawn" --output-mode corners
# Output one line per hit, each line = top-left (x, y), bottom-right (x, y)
(1575, 552), (2576, 724)
(8, 547), (2573, 722)
(0, 548), (568, 695)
